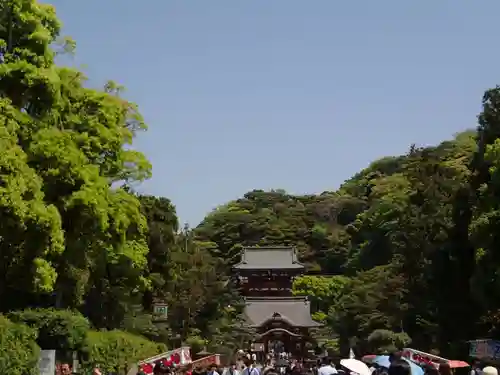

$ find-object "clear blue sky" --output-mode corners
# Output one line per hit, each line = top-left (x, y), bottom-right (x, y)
(47, 0), (500, 226)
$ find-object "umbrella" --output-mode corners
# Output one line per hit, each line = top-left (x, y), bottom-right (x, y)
(373, 356), (424, 375)
(362, 355), (377, 364)
(340, 359), (371, 375)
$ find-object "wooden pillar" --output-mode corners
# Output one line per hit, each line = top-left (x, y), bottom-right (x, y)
(284, 337), (288, 355)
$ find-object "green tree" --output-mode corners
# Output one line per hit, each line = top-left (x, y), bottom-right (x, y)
(367, 329), (411, 354)
(0, 0), (151, 332)
(139, 195), (178, 312)
(330, 264), (407, 351)
(292, 275), (349, 319)
(0, 102), (64, 303)
(0, 315), (40, 375)
(469, 87), (500, 340)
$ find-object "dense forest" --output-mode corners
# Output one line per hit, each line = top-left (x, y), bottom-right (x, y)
(195, 130), (483, 356)
(2, 0), (500, 369)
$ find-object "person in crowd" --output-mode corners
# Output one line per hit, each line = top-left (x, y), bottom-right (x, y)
(154, 361), (169, 375)
(482, 367), (498, 375)
(208, 364), (221, 375)
(471, 361), (483, 375)
(388, 353), (402, 364)
(242, 358), (261, 375)
(374, 367), (388, 375)
(60, 363), (72, 375)
(223, 362), (240, 375)
(317, 357), (337, 375)
(422, 364), (439, 375)
(310, 360), (319, 375)
(238, 358), (247, 372)
(264, 366), (280, 375)
(438, 363), (452, 375)
(388, 359), (411, 375)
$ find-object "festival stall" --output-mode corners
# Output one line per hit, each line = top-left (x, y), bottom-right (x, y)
(402, 348), (448, 367)
(137, 346), (192, 374)
(402, 348), (469, 369)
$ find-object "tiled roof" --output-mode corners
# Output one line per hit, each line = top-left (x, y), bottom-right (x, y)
(243, 297), (321, 328)
(233, 246), (304, 270)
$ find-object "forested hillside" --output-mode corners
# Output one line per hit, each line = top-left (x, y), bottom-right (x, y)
(195, 131), (476, 278)
(195, 121), (500, 356)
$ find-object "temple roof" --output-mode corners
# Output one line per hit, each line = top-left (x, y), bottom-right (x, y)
(243, 297), (321, 328)
(233, 246), (304, 270)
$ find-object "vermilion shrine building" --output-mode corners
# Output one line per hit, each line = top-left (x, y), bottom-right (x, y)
(232, 246), (321, 358)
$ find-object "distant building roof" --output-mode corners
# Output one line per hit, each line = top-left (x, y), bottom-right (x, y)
(243, 296), (321, 328)
(233, 246), (304, 270)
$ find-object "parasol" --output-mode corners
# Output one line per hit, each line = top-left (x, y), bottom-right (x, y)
(361, 355), (377, 364)
(340, 359), (371, 375)
(373, 356), (423, 375)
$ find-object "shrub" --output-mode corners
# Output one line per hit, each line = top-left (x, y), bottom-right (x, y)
(8, 308), (90, 352)
(81, 330), (166, 375)
(0, 315), (40, 375)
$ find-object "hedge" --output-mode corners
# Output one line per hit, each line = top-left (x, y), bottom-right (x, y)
(81, 330), (166, 375)
(0, 315), (40, 375)
(8, 308), (90, 352)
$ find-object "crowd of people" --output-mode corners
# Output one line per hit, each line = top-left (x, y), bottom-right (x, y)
(370, 355), (498, 375)
(137, 350), (499, 375)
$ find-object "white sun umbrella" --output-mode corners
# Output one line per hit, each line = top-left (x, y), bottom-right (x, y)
(340, 359), (372, 375)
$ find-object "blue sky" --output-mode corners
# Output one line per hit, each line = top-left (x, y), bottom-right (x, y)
(47, 0), (500, 226)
